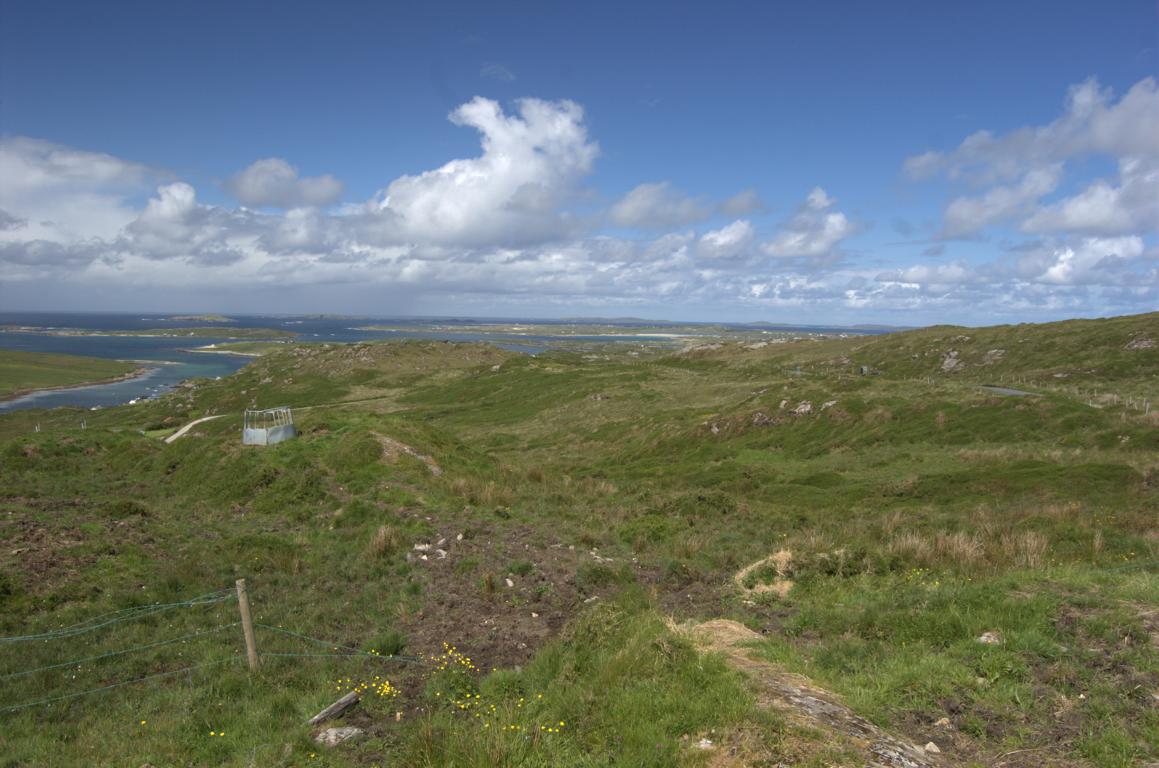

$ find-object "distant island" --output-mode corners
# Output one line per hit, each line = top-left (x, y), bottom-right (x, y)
(0, 325), (297, 340)
(165, 314), (234, 322)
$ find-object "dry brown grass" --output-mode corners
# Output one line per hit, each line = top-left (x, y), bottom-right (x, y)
(448, 477), (515, 507)
(672, 531), (711, 559)
(368, 524), (402, 558)
(1000, 530), (1050, 569)
(886, 525), (1054, 571)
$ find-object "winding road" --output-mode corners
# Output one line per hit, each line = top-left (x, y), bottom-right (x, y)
(164, 414), (224, 443)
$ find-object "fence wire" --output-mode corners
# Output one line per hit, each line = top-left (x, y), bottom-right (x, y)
(1, 623), (241, 681)
(0, 589), (236, 644)
(0, 658), (240, 714)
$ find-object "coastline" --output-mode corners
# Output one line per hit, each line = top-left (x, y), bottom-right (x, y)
(0, 366), (157, 404)
(186, 346), (263, 357)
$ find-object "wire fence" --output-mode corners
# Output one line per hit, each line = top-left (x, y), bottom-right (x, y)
(0, 588), (236, 644)
(0, 583), (427, 717)
(4, 557), (1153, 717)
(0, 587), (241, 716)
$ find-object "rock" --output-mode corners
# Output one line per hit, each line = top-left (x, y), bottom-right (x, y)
(934, 717), (951, 727)
(696, 737), (714, 750)
(436, 537), (446, 547)
(977, 631), (1002, 645)
(436, 549), (448, 559)
(752, 411), (772, 426)
(413, 543), (432, 552)
(505, 578), (515, 588)
(315, 727), (364, 747)
(982, 348), (1006, 364)
(821, 400), (838, 410)
(1125, 336), (1155, 350)
(924, 741), (940, 753)
(792, 401), (813, 415)
(941, 350), (961, 372)
(456, 533), (464, 541)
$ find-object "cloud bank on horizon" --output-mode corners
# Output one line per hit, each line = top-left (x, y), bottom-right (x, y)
(0, 77), (1156, 323)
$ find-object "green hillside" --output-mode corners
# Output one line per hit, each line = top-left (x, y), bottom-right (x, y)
(0, 349), (141, 399)
(0, 319), (1156, 766)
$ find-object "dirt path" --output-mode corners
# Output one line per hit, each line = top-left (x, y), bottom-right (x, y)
(164, 414), (224, 443)
(688, 619), (945, 768)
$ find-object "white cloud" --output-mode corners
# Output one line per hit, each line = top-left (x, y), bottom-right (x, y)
(761, 187), (853, 263)
(1, 95), (1154, 324)
(698, 220), (754, 258)
(480, 63), (516, 81)
(876, 262), (984, 286)
(124, 182), (249, 265)
(1013, 236), (1148, 285)
(370, 97), (598, 246)
(942, 165), (1061, 237)
(609, 182), (709, 229)
(0, 136), (154, 240)
(225, 158), (344, 209)
(907, 76), (1159, 241)
(1022, 157), (1159, 235)
(905, 77), (1159, 184)
(718, 189), (765, 216)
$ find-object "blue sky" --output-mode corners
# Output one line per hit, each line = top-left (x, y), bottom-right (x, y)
(0, 0), (1156, 324)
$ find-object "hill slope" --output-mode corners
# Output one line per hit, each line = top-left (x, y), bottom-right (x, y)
(0, 319), (1156, 766)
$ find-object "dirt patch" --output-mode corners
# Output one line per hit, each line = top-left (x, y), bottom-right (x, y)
(685, 619), (945, 768)
(0, 497), (154, 594)
(372, 433), (442, 476)
(394, 514), (593, 675)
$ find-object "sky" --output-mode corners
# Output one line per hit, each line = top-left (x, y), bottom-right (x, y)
(0, 0), (1156, 325)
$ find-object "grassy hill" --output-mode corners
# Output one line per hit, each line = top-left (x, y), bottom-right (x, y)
(0, 349), (141, 399)
(0, 320), (1156, 766)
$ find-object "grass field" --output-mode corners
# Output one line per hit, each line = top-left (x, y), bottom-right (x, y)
(0, 314), (1156, 766)
(0, 349), (141, 399)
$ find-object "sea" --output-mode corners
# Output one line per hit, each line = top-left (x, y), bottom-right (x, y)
(0, 312), (887, 412)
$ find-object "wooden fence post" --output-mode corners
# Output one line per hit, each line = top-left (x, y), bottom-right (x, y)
(236, 578), (259, 671)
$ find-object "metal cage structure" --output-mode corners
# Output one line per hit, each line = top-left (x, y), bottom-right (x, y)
(242, 406), (296, 446)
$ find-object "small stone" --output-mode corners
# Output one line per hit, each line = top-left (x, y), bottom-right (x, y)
(456, 533), (464, 541)
(413, 543), (432, 552)
(531, 612), (539, 618)
(505, 578), (515, 588)
(977, 631), (1002, 645)
(436, 549), (448, 559)
(315, 727), (364, 747)
(924, 741), (940, 753)
(436, 537), (446, 547)
(584, 595), (600, 603)
(934, 717), (951, 727)
(696, 738), (714, 750)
